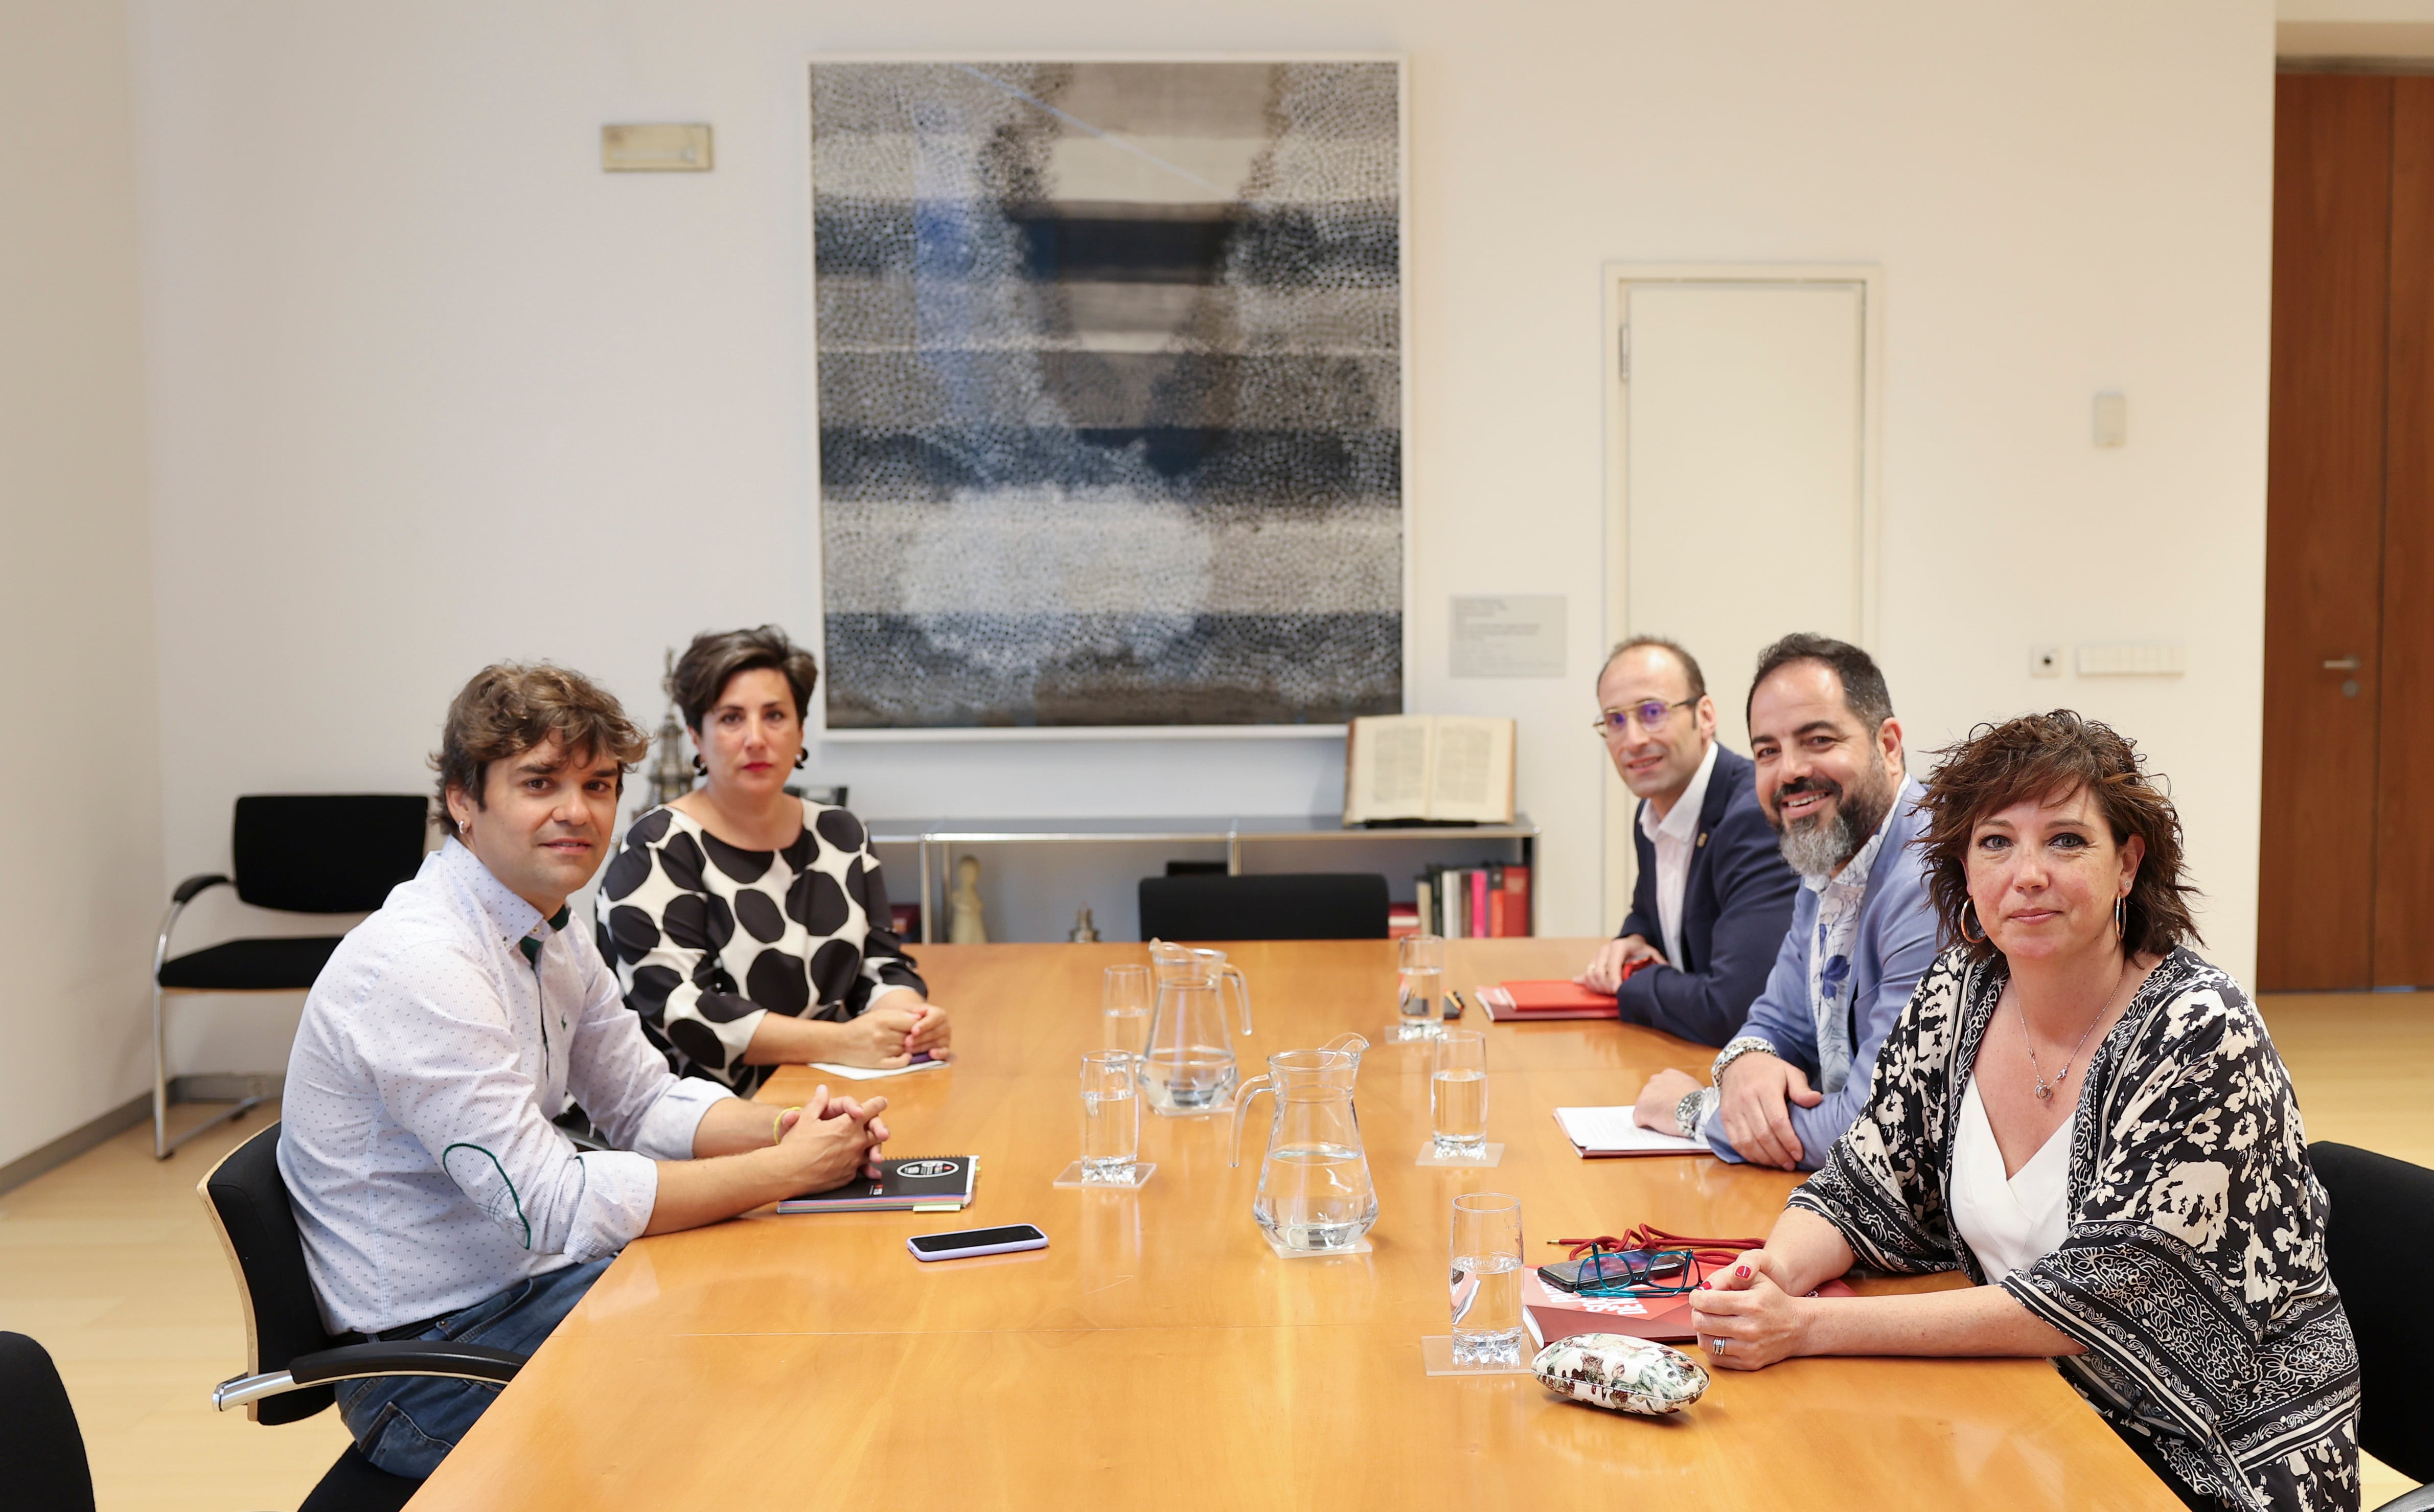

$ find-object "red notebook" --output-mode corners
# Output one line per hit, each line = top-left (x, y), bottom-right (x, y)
(1475, 976), (1634, 1021)
(1520, 1270), (1857, 1347)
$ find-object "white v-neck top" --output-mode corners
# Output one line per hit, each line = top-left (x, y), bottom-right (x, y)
(1949, 1074), (2073, 1281)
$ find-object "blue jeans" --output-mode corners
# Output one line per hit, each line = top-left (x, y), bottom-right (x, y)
(334, 1257), (611, 1478)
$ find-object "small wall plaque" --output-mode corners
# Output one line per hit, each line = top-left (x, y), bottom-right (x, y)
(1451, 595), (1567, 679)
(602, 123), (713, 172)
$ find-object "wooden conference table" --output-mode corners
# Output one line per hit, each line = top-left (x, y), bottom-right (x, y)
(415, 940), (2179, 1510)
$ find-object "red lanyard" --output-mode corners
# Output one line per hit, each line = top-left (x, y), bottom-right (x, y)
(1549, 1223), (1763, 1268)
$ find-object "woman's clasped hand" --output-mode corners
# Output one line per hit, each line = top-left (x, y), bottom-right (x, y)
(1687, 1253), (1806, 1369)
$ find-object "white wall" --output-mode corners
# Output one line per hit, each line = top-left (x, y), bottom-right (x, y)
(0, 0), (166, 1164)
(129, 0), (2276, 1071)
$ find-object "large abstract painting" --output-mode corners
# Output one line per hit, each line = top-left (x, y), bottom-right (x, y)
(810, 59), (1405, 729)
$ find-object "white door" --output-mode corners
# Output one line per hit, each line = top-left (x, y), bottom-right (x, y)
(1601, 271), (1876, 930)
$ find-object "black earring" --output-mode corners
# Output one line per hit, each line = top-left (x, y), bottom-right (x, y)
(691, 755), (706, 776)
(794, 750), (809, 769)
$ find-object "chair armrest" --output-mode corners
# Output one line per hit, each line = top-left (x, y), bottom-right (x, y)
(174, 873), (232, 905)
(212, 1340), (526, 1411)
(157, 875), (235, 979)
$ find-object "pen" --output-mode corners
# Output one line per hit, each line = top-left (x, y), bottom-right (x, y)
(1444, 989), (1467, 1021)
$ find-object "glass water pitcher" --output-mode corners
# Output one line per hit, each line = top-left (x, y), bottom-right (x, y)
(1140, 942), (1255, 1115)
(1230, 1047), (1378, 1253)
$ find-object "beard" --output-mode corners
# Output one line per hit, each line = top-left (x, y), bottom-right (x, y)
(1769, 758), (1896, 883)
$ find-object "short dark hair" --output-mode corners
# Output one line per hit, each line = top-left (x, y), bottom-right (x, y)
(1747, 633), (1894, 731)
(1915, 710), (2200, 965)
(1599, 635), (1706, 704)
(669, 626), (820, 731)
(431, 663), (648, 837)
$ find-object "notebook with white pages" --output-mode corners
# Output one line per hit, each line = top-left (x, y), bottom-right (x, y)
(1552, 1105), (1709, 1158)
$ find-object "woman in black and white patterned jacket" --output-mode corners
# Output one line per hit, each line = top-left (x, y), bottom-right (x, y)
(1687, 713), (2356, 1512)
(597, 626), (949, 1096)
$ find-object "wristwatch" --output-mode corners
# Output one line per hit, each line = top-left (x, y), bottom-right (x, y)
(1710, 1035), (1779, 1085)
(1674, 1085), (1718, 1139)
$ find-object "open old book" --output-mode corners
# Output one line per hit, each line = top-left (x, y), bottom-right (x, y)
(1341, 715), (1516, 826)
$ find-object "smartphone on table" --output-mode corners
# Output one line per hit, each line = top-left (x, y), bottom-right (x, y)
(907, 1224), (1048, 1262)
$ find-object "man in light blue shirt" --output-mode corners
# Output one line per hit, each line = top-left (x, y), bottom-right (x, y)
(1631, 635), (1938, 1170)
(282, 663), (894, 1478)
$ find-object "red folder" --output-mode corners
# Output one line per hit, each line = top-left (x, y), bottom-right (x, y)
(1476, 977), (1630, 1021)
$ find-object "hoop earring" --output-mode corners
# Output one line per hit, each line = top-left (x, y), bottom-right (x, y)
(691, 755), (706, 776)
(793, 749), (809, 769)
(2115, 896), (2127, 941)
(1960, 901), (1987, 945)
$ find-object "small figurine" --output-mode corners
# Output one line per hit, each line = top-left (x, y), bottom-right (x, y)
(947, 855), (988, 945)
(1068, 907), (1100, 944)
(644, 649), (694, 809)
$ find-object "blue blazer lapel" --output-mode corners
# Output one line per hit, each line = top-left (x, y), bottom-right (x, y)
(1675, 746), (1753, 973)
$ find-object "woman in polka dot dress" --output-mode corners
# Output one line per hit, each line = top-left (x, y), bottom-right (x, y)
(598, 627), (949, 1095)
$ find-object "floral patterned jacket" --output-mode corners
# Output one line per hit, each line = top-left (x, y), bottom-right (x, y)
(1789, 946), (2360, 1512)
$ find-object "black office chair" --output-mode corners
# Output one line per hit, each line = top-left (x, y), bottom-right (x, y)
(2313, 1142), (2434, 1511)
(1137, 873), (1390, 942)
(0, 1332), (94, 1512)
(196, 1122), (525, 1511)
(154, 795), (429, 1157)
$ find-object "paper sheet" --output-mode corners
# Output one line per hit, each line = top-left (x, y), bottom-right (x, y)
(807, 1056), (949, 1082)
(1552, 1105), (1708, 1157)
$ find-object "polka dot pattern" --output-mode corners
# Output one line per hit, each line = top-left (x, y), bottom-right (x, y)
(598, 800), (926, 1096)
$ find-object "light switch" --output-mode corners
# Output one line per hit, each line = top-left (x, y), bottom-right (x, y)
(2077, 642), (2185, 676)
(602, 123), (713, 172)
(2093, 391), (2127, 448)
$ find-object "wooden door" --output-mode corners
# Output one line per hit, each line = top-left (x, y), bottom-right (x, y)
(2263, 74), (2389, 992)
(2265, 73), (2434, 991)
(2379, 82), (2434, 987)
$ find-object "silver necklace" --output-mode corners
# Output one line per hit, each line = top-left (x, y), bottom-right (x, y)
(2014, 959), (2130, 1103)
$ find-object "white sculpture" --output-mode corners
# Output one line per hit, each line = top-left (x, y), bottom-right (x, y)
(947, 855), (988, 945)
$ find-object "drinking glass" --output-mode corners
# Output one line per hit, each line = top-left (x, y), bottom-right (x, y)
(1449, 1193), (1525, 1366)
(1430, 1029), (1488, 1158)
(1397, 934), (1445, 1036)
(1102, 964), (1153, 1057)
(1078, 1049), (1139, 1183)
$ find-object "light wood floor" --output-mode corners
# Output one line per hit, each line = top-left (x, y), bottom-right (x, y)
(3, 991), (2423, 1511)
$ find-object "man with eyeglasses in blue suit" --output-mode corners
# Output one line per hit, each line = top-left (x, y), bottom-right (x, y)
(1577, 636), (1800, 1047)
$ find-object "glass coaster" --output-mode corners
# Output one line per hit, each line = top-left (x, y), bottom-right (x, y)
(1419, 1336), (1534, 1376)
(1265, 1234), (1373, 1259)
(1146, 1095), (1233, 1118)
(1415, 1142), (1504, 1168)
(1051, 1162), (1155, 1189)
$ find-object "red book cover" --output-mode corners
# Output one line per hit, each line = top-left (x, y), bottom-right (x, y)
(1521, 1271), (1858, 1348)
(1470, 869), (1490, 939)
(1470, 974), (1626, 1018)
(1498, 979), (1621, 1015)
(1501, 865), (1530, 936)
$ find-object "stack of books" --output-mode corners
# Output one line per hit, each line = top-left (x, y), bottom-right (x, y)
(1412, 863), (1531, 938)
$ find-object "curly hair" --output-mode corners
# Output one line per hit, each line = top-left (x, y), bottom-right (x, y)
(1916, 709), (2199, 965)
(431, 662), (648, 837)
(668, 625), (819, 730)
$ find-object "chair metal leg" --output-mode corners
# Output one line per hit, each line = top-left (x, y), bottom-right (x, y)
(154, 981), (266, 1158)
(162, 1094), (265, 1157)
(153, 981), (170, 1159)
